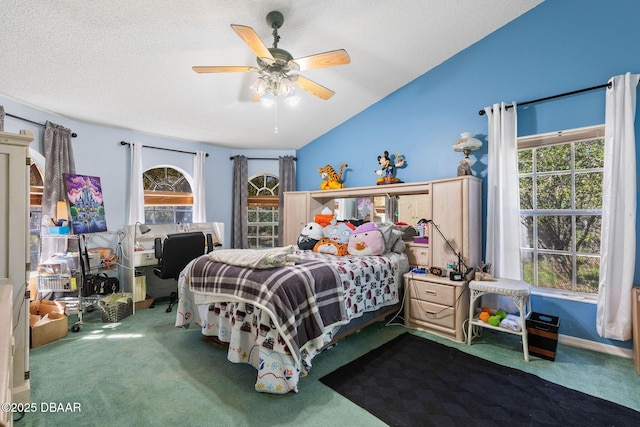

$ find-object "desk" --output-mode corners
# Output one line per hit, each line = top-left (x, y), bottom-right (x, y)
(121, 222), (224, 299)
(467, 278), (532, 361)
(134, 249), (157, 267)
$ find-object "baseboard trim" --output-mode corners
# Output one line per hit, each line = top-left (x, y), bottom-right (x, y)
(558, 334), (633, 359)
(13, 379), (31, 404)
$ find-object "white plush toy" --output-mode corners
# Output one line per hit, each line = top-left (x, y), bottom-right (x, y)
(297, 221), (324, 250)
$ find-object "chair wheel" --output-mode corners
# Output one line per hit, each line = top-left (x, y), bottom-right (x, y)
(165, 307), (172, 313)
(71, 324), (81, 333)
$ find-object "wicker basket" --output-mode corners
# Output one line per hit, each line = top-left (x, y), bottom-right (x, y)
(99, 292), (133, 323)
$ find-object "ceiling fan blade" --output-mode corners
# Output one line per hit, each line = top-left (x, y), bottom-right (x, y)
(292, 75), (335, 100)
(231, 24), (274, 61)
(192, 66), (256, 73)
(292, 49), (351, 71)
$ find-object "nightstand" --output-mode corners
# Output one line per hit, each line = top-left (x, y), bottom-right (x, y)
(403, 272), (469, 342)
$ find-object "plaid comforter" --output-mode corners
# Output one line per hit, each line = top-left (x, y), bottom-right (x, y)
(187, 255), (347, 363)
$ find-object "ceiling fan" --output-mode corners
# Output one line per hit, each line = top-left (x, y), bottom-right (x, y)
(192, 11), (351, 102)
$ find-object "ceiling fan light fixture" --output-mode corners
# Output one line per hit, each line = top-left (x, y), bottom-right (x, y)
(279, 77), (295, 96)
(196, 11), (349, 102)
(250, 76), (269, 96)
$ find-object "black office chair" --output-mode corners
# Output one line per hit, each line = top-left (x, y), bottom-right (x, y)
(152, 232), (207, 313)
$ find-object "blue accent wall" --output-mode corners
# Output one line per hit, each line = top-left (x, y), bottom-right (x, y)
(297, 0), (640, 350)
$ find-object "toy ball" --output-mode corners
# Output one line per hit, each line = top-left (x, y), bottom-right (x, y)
(479, 311), (490, 322)
(488, 315), (501, 327)
(496, 309), (507, 320)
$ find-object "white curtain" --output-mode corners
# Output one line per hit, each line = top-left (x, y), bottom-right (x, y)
(596, 72), (638, 341)
(127, 142), (144, 224)
(192, 150), (207, 223)
(484, 102), (521, 281)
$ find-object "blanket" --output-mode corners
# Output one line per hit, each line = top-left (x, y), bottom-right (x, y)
(208, 245), (301, 269)
(188, 256), (347, 365)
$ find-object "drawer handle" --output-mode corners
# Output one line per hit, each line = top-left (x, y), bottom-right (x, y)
(424, 290), (437, 296)
(425, 311), (437, 317)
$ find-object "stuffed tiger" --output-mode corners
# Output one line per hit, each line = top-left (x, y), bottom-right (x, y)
(318, 163), (347, 190)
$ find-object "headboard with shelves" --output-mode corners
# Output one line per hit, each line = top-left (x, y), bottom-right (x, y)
(283, 176), (481, 275)
(283, 181), (432, 246)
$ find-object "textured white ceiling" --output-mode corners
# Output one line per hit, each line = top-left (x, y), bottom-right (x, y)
(0, 0), (542, 149)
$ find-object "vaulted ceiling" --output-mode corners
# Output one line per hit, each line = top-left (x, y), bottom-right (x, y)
(0, 0), (543, 149)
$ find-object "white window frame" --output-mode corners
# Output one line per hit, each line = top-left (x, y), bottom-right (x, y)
(518, 125), (605, 302)
(247, 173), (280, 249)
(143, 166), (194, 225)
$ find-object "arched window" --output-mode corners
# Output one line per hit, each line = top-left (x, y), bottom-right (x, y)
(29, 161), (44, 271)
(247, 173), (279, 248)
(143, 166), (193, 224)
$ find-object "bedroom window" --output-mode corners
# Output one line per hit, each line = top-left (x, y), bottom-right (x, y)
(247, 173), (279, 248)
(143, 166), (193, 224)
(29, 162), (44, 271)
(518, 125), (604, 295)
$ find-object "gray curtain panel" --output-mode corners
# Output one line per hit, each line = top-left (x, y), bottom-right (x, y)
(40, 121), (76, 266)
(231, 155), (248, 249)
(0, 105), (4, 131)
(41, 121), (75, 234)
(278, 156), (296, 245)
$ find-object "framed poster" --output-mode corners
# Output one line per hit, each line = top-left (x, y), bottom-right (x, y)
(63, 173), (108, 233)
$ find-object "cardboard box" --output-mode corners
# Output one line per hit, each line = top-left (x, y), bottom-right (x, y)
(135, 297), (154, 310)
(30, 300), (68, 348)
(526, 312), (560, 361)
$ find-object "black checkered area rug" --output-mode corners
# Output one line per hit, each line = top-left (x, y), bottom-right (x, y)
(320, 333), (638, 426)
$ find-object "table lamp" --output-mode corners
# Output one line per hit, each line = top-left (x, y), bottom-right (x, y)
(134, 222), (151, 251)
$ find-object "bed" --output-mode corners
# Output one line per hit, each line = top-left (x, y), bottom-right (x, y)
(175, 243), (409, 394)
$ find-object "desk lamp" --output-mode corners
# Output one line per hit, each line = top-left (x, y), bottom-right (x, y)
(134, 222), (151, 251)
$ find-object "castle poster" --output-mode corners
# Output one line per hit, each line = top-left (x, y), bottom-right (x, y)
(64, 173), (108, 234)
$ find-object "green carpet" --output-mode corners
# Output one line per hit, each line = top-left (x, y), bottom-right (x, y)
(15, 305), (640, 427)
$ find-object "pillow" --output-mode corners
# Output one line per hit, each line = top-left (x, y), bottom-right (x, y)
(376, 221), (404, 253)
(297, 221), (323, 250)
(348, 222), (385, 256)
(313, 238), (349, 256)
(323, 220), (356, 244)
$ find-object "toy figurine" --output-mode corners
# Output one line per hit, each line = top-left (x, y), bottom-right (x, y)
(374, 151), (405, 184)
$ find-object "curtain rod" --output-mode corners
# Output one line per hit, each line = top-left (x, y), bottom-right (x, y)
(229, 155), (297, 161)
(6, 112), (78, 137)
(120, 141), (209, 157)
(478, 82), (613, 116)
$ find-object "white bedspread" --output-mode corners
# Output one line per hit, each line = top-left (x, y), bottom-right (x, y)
(208, 245), (301, 269)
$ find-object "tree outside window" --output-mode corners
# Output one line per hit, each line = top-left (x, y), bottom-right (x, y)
(518, 127), (603, 294)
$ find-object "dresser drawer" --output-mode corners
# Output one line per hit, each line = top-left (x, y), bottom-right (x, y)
(406, 244), (429, 267)
(408, 298), (455, 330)
(406, 277), (455, 306)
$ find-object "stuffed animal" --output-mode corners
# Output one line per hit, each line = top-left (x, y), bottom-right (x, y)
(297, 221), (324, 250)
(313, 238), (350, 256)
(323, 220), (356, 244)
(318, 164), (347, 190)
(348, 222), (385, 256)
